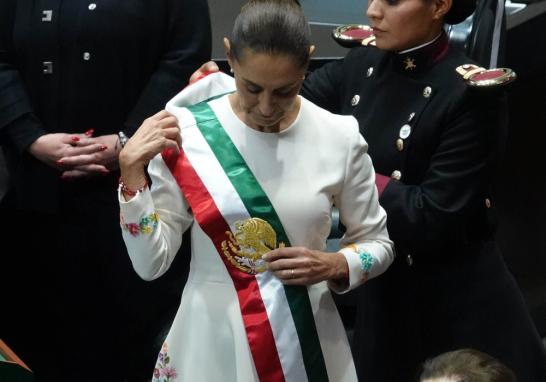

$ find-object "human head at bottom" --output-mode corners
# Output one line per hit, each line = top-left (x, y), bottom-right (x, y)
(224, 0), (315, 132)
(419, 348), (517, 382)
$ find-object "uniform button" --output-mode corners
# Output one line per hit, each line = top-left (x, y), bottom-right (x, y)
(88, 3), (97, 10)
(423, 86), (432, 98)
(42, 61), (53, 74)
(351, 94), (360, 106)
(485, 198), (492, 208)
(396, 138), (404, 151)
(408, 112), (415, 122)
(399, 124), (411, 139)
(366, 67), (374, 77)
(83, 52), (91, 61)
(391, 170), (402, 180)
(406, 254), (414, 266)
(42, 10), (53, 22)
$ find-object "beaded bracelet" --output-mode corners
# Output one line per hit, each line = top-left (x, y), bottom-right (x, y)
(119, 177), (148, 196)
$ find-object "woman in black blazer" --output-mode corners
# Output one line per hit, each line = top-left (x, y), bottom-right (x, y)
(0, 1), (211, 380)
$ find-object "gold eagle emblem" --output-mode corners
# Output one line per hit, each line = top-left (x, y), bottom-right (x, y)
(221, 217), (285, 274)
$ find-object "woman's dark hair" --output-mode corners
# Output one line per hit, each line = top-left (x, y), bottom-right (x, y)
(229, 0), (311, 68)
(444, 0), (477, 25)
(419, 349), (517, 382)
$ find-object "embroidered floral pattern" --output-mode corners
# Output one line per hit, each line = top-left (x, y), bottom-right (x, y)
(357, 248), (374, 273)
(152, 342), (178, 381)
(120, 212), (159, 237)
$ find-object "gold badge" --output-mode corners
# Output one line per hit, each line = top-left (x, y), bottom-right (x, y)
(404, 57), (416, 70)
(221, 217), (285, 274)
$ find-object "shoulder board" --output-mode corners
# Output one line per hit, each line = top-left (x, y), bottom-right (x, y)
(455, 64), (517, 88)
(332, 24), (376, 48)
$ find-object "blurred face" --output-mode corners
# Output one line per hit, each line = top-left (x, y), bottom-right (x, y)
(227, 44), (307, 132)
(366, 0), (448, 51)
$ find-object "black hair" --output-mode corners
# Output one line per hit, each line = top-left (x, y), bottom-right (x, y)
(419, 349), (517, 382)
(444, 0), (477, 25)
(229, 0), (311, 68)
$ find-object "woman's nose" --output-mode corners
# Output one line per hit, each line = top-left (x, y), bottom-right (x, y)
(366, 0), (381, 20)
(258, 93), (275, 117)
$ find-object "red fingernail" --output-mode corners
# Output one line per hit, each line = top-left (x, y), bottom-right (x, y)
(56, 159), (64, 165)
(85, 129), (94, 136)
(71, 136), (80, 142)
(100, 145), (108, 151)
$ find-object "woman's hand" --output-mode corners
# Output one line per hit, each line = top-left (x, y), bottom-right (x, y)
(263, 247), (349, 286)
(189, 61), (220, 84)
(118, 110), (180, 195)
(57, 134), (120, 179)
(29, 132), (109, 172)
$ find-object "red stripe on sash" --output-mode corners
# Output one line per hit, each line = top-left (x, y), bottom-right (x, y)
(162, 148), (285, 382)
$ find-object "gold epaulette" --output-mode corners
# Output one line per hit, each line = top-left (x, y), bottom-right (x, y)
(455, 64), (517, 88)
(332, 24), (376, 48)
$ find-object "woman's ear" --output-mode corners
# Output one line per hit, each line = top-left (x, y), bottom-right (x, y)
(432, 0), (452, 20)
(309, 45), (316, 57)
(223, 37), (234, 69)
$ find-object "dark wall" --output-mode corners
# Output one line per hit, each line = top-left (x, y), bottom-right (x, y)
(498, 12), (546, 335)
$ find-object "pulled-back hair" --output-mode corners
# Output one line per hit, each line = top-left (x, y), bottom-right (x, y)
(419, 349), (516, 382)
(230, 0), (311, 68)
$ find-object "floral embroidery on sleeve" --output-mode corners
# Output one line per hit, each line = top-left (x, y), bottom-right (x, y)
(358, 249), (374, 273)
(153, 342), (178, 381)
(120, 212), (159, 237)
(348, 243), (374, 281)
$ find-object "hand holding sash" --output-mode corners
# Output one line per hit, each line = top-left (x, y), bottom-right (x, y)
(262, 246), (349, 286)
(119, 110), (181, 199)
(189, 61), (221, 84)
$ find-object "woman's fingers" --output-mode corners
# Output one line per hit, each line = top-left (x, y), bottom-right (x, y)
(189, 61), (220, 84)
(157, 117), (180, 131)
(60, 164), (109, 179)
(150, 109), (172, 121)
(67, 143), (108, 156)
(58, 151), (103, 167)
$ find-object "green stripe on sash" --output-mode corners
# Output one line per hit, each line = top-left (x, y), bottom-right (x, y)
(188, 101), (329, 382)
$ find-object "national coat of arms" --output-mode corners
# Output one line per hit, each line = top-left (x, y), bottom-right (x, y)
(221, 217), (285, 274)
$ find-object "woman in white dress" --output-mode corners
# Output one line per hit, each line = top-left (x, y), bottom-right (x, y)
(117, 1), (394, 381)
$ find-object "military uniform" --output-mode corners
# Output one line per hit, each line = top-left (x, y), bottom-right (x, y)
(302, 33), (546, 381)
(0, 1), (210, 380)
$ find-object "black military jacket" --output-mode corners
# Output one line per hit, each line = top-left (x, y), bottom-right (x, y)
(0, 0), (211, 210)
(302, 34), (546, 382)
(302, 34), (501, 262)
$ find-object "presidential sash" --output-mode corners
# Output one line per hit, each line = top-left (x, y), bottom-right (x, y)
(163, 80), (329, 382)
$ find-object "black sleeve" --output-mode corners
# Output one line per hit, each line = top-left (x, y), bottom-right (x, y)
(379, 90), (501, 253)
(0, 0), (47, 151)
(301, 57), (345, 114)
(123, 0), (212, 135)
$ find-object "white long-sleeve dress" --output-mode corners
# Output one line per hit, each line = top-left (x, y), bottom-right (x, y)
(119, 74), (393, 382)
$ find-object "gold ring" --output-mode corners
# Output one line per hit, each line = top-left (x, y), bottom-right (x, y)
(290, 269), (295, 279)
